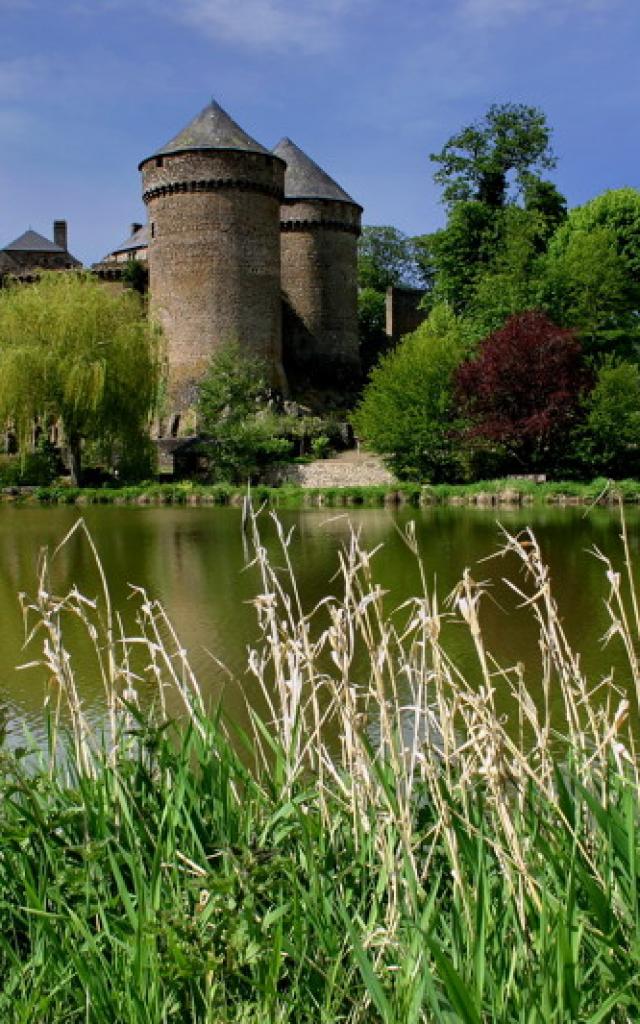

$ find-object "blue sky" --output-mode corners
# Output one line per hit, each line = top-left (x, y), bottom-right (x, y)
(0, 0), (638, 265)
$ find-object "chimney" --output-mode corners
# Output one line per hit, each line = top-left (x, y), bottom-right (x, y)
(53, 220), (68, 252)
(130, 222), (143, 237)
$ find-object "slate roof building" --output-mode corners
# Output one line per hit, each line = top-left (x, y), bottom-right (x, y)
(0, 221), (81, 281)
(139, 101), (287, 431)
(274, 137), (362, 385)
(133, 100), (361, 433)
(93, 223), (148, 280)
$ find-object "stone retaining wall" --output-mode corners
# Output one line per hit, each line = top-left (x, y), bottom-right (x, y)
(271, 452), (395, 488)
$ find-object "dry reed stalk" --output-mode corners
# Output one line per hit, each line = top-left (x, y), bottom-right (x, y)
(18, 507), (640, 946)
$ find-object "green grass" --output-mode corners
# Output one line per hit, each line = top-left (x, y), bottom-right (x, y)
(4, 475), (640, 508)
(1, 511), (640, 1021)
(2, 709), (639, 1022)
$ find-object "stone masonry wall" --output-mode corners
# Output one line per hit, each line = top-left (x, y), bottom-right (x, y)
(0, 250), (78, 276)
(270, 451), (395, 488)
(280, 198), (360, 385)
(385, 286), (428, 345)
(141, 150), (286, 420)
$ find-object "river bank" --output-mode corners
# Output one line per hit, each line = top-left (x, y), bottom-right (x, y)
(1, 475), (638, 507)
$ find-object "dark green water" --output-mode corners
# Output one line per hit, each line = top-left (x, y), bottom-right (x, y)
(0, 504), (638, 744)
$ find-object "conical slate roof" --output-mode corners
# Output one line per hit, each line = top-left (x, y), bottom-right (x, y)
(273, 137), (358, 205)
(2, 229), (65, 253)
(145, 101), (271, 162)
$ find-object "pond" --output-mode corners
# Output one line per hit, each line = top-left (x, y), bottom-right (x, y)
(0, 504), (638, 745)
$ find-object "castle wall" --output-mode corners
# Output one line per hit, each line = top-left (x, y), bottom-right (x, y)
(385, 286), (428, 345)
(141, 149), (286, 418)
(280, 198), (361, 386)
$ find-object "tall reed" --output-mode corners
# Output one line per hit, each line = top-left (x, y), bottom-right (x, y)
(0, 508), (639, 1021)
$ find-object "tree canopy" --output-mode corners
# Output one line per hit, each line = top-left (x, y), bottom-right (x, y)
(353, 304), (470, 481)
(416, 106), (566, 322)
(575, 357), (640, 478)
(354, 108), (640, 484)
(0, 273), (160, 483)
(455, 311), (587, 472)
(542, 188), (640, 356)
(430, 103), (556, 209)
(357, 225), (424, 291)
(548, 188), (640, 277)
(197, 342), (291, 483)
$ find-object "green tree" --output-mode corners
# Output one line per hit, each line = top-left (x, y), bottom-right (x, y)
(352, 304), (469, 481)
(574, 358), (640, 477)
(548, 187), (640, 277)
(358, 226), (424, 291)
(418, 105), (565, 320)
(521, 175), (567, 240)
(198, 342), (270, 426)
(357, 287), (388, 376)
(415, 202), (497, 313)
(121, 258), (149, 295)
(543, 188), (640, 357)
(357, 227), (426, 374)
(460, 205), (547, 338)
(430, 102), (556, 209)
(541, 227), (630, 354)
(197, 342), (291, 483)
(0, 272), (160, 484)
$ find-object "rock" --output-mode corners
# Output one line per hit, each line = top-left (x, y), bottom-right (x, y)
(497, 488), (521, 504)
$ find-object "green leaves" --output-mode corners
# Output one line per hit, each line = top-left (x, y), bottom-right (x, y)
(431, 102), (556, 210)
(353, 303), (470, 482)
(196, 342), (294, 484)
(0, 272), (160, 483)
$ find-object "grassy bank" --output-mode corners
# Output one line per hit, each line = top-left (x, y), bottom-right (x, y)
(2, 474), (640, 507)
(1, 513), (640, 1020)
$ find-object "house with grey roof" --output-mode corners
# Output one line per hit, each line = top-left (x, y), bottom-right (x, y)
(93, 222), (148, 281)
(0, 221), (81, 281)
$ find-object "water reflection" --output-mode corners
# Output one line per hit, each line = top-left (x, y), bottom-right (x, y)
(0, 504), (636, 744)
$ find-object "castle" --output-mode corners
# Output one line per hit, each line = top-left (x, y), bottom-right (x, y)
(1, 100), (363, 438)
(137, 101), (363, 434)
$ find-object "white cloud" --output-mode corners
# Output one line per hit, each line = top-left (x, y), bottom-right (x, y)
(163, 0), (366, 53)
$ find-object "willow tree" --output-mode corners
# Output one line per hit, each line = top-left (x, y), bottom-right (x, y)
(0, 272), (160, 484)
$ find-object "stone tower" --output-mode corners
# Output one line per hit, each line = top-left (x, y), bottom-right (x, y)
(139, 101), (286, 430)
(273, 137), (362, 388)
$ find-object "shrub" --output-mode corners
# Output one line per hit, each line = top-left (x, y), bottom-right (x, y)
(353, 303), (470, 482)
(573, 357), (640, 477)
(0, 441), (60, 487)
(310, 434), (330, 460)
(456, 310), (588, 475)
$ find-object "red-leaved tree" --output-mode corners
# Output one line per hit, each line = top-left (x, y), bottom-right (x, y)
(456, 310), (588, 472)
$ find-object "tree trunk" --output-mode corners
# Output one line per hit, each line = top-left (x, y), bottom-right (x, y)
(68, 435), (82, 487)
